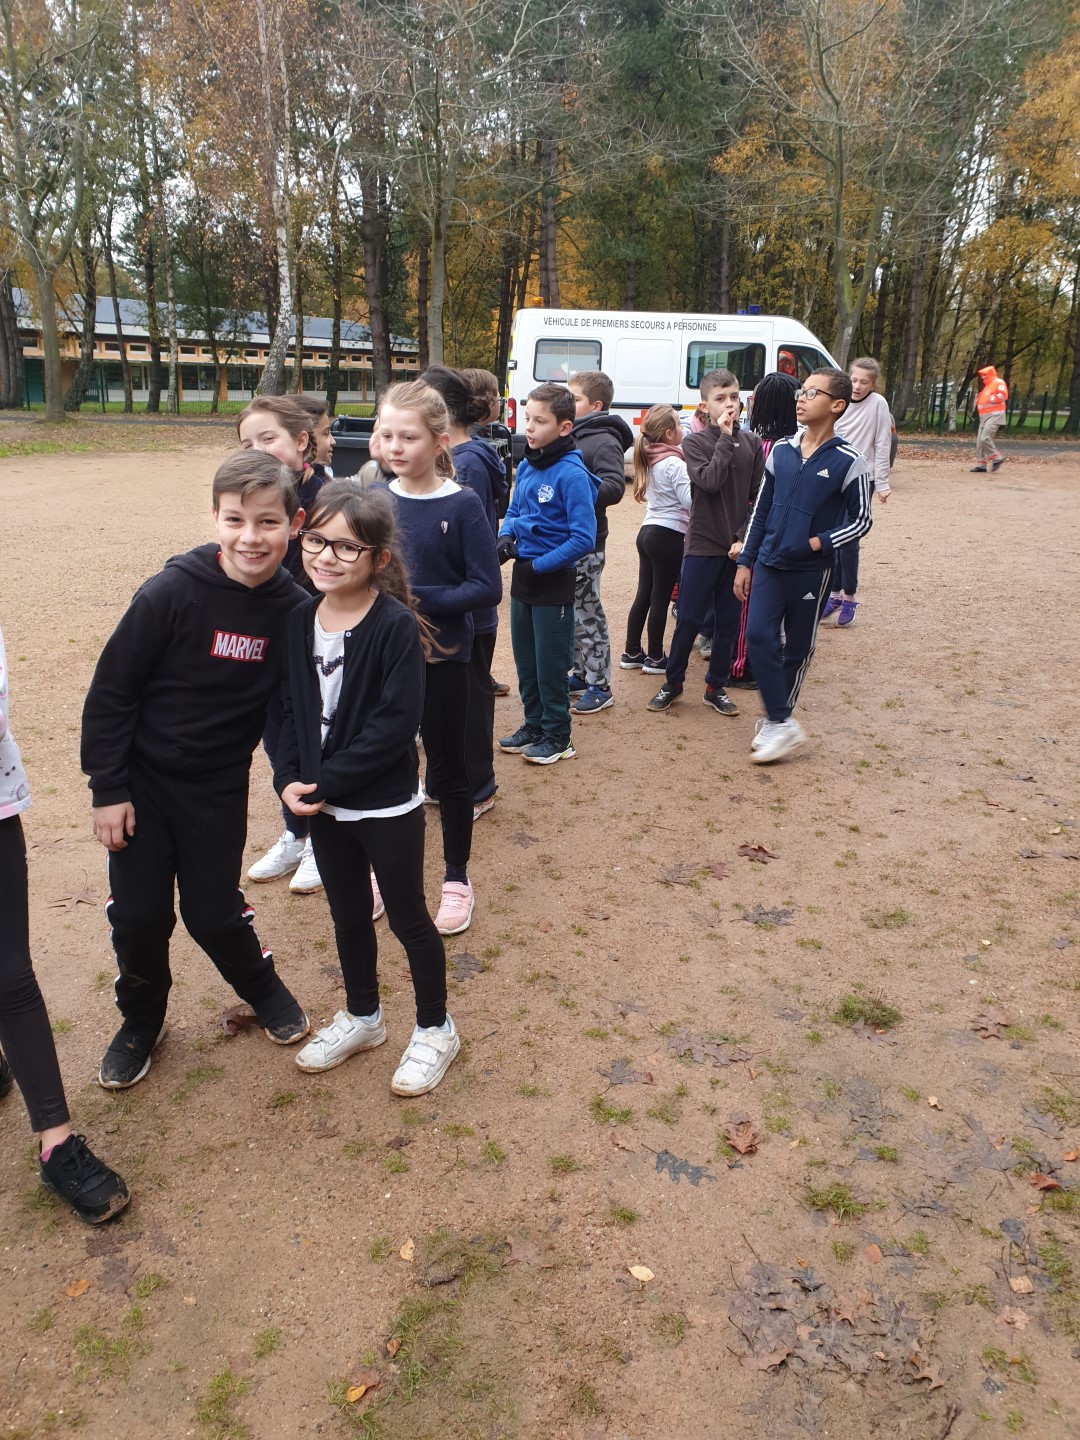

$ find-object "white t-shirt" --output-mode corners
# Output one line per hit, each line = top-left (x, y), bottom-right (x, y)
(312, 614), (423, 823)
(388, 478), (460, 500)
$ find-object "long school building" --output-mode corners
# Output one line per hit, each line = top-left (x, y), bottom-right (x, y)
(13, 291), (420, 406)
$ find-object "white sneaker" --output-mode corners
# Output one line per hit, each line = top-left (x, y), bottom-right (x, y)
(289, 840), (323, 893)
(751, 718), (768, 751)
(472, 794), (496, 821)
(248, 831), (306, 882)
(390, 1015), (460, 1096)
(371, 869), (385, 921)
(750, 717), (807, 765)
(295, 1008), (386, 1072)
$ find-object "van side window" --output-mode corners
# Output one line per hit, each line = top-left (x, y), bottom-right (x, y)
(686, 342), (765, 390)
(783, 345), (833, 382)
(534, 339), (602, 382)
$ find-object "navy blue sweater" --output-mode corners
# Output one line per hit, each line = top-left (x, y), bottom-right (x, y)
(737, 434), (871, 572)
(389, 481), (502, 661)
(452, 438), (509, 635)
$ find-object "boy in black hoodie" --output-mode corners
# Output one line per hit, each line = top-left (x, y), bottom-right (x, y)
(566, 371), (632, 714)
(81, 451), (311, 1090)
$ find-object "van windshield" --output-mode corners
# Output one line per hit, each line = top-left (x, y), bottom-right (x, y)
(534, 339), (602, 382)
(687, 342), (766, 390)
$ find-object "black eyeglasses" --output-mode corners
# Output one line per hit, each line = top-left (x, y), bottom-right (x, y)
(794, 386), (836, 401)
(299, 531), (376, 564)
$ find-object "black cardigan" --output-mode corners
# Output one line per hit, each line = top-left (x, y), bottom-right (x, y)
(274, 592), (424, 812)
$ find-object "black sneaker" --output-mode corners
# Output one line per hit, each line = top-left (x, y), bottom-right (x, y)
(498, 724), (543, 753)
(40, 1133), (130, 1225)
(262, 1000), (310, 1046)
(703, 686), (739, 716)
(647, 683), (681, 712)
(619, 650), (646, 670)
(98, 1022), (167, 1090)
(0, 1050), (13, 1100)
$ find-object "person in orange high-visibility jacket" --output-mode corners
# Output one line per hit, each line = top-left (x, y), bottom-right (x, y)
(972, 365), (1008, 473)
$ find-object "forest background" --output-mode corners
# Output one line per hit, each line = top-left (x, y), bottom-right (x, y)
(0, 0), (1078, 431)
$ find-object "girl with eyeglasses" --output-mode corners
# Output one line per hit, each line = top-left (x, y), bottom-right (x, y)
(273, 482), (463, 1097)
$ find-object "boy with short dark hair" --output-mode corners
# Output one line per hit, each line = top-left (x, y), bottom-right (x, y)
(565, 370), (631, 715)
(81, 450), (312, 1089)
(496, 383), (598, 765)
(648, 369), (764, 716)
(735, 368), (871, 764)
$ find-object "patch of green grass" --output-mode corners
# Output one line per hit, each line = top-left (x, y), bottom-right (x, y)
(29, 1307), (55, 1333)
(341, 1138), (374, 1160)
(903, 1229), (930, 1255)
(1002, 1024), (1035, 1043)
(400, 1106), (425, 1128)
(569, 1381), (604, 1417)
(874, 1145), (899, 1163)
(1005, 1411), (1025, 1434)
(831, 1240), (854, 1263)
(651, 1311), (687, 1347)
(818, 1077), (841, 1101)
(269, 1089), (298, 1110)
(1042, 1190), (1079, 1214)
(1038, 1232), (1080, 1338)
(135, 1271), (166, 1299)
(383, 1153), (409, 1174)
(480, 1140), (505, 1165)
(50, 1017), (72, 1036)
(589, 1094), (632, 1125)
(901, 1086), (921, 1103)
(253, 1327), (281, 1359)
(550, 1154), (580, 1175)
(518, 1082), (549, 1097)
(832, 994), (901, 1029)
(865, 907), (914, 930)
(441, 1123), (474, 1139)
(368, 1236), (393, 1261)
(805, 1030), (824, 1046)
(582, 1026), (609, 1040)
(796, 937), (823, 951)
(645, 1088), (685, 1125)
(1038, 1087), (1080, 1126)
(805, 1183), (868, 1221)
(195, 1367), (251, 1439)
(609, 1204), (638, 1226)
(73, 1319), (148, 1380)
(965, 1282), (992, 1308)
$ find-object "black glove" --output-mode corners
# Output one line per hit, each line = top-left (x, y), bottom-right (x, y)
(497, 536), (518, 565)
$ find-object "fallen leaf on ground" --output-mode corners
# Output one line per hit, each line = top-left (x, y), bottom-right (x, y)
(346, 1385), (369, 1403)
(399, 1238), (415, 1261)
(740, 1345), (793, 1370)
(1029, 1173), (1062, 1192)
(629, 1265), (654, 1283)
(1008, 1275), (1034, 1295)
(1017, 848), (1044, 859)
(1053, 849), (1080, 860)
(737, 842), (779, 862)
(864, 1244), (883, 1264)
(1064, 1149), (1079, 1162)
(62, 1278), (89, 1298)
(913, 1366), (944, 1389)
(599, 1058), (653, 1086)
(506, 1234), (556, 1268)
(705, 861), (731, 880)
(221, 1004), (260, 1036)
(997, 1307), (1030, 1330)
(183, 1295), (197, 1306)
(970, 1010), (1010, 1040)
(611, 1131), (636, 1152)
(30, 837), (65, 852)
(385, 1337), (401, 1358)
(724, 1118), (759, 1155)
(48, 886), (98, 913)
(660, 861), (700, 886)
(927, 1096), (942, 1110)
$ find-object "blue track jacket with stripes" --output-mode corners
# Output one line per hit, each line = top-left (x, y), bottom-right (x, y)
(737, 433), (871, 571)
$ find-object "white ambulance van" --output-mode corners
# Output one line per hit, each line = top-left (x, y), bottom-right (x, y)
(503, 307), (838, 457)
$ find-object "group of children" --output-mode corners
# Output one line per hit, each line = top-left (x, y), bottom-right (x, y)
(0, 350), (893, 1226)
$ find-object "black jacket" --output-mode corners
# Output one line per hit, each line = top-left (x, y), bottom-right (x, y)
(274, 592), (424, 812)
(570, 411), (632, 550)
(681, 424), (765, 558)
(81, 545), (306, 806)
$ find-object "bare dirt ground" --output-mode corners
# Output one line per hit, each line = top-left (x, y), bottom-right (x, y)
(1, 429), (1078, 1440)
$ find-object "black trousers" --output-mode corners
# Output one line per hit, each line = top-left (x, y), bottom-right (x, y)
(262, 699), (308, 839)
(625, 523), (685, 660)
(105, 765), (298, 1031)
(420, 661), (472, 872)
(309, 806), (447, 1028)
(665, 554), (743, 690)
(0, 815), (70, 1132)
(465, 631), (497, 804)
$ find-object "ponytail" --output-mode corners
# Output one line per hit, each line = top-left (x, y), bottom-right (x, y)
(632, 405), (681, 503)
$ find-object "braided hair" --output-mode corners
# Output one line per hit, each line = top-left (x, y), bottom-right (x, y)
(748, 374), (799, 443)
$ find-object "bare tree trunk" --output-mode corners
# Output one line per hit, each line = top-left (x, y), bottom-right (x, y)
(719, 219), (731, 312)
(1065, 270), (1080, 434)
(538, 135), (560, 306)
(254, 0), (293, 396)
(871, 257), (890, 358)
(64, 224), (98, 411)
(360, 166), (392, 394)
(327, 186), (342, 413)
(103, 217), (133, 412)
(28, 262), (65, 420)
(292, 263), (305, 393)
(0, 268), (25, 408)
(896, 243), (928, 420)
(623, 193), (638, 311)
(417, 229), (430, 371)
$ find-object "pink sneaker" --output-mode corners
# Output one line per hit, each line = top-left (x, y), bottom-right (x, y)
(371, 870), (385, 921)
(435, 881), (474, 935)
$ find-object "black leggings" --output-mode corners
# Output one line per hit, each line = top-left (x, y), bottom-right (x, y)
(309, 806), (447, 1028)
(625, 524), (686, 659)
(421, 660), (472, 873)
(0, 815), (70, 1132)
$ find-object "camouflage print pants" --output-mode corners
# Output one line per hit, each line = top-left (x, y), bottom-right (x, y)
(573, 551), (611, 689)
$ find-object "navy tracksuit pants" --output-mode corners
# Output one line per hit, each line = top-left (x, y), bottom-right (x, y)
(665, 555), (743, 690)
(745, 561), (832, 722)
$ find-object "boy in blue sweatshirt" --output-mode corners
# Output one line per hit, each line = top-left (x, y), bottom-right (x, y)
(735, 368), (871, 765)
(496, 384), (599, 765)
